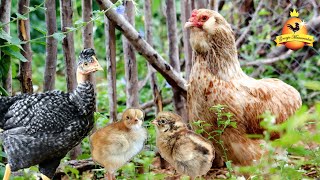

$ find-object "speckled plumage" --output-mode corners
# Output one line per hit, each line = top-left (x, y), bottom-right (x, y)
(186, 9), (302, 166)
(0, 82), (95, 178)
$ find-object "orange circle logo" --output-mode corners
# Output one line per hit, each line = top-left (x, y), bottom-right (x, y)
(274, 9), (314, 51)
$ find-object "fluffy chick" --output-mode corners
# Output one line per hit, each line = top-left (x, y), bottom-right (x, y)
(152, 112), (215, 180)
(90, 108), (147, 180)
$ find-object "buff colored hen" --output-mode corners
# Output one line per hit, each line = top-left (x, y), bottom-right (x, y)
(185, 9), (302, 166)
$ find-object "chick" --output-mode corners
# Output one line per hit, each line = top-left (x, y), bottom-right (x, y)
(152, 112), (215, 180)
(90, 108), (147, 180)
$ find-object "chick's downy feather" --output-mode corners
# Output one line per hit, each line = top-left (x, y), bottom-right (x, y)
(186, 9), (302, 166)
(153, 112), (215, 179)
(90, 108), (147, 174)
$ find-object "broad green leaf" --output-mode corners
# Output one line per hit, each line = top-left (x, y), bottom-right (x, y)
(0, 29), (12, 42)
(15, 13), (28, 20)
(2, 46), (28, 62)
(304, 81), (320, 91)
(26, 6), (36, 12)
(271, 132), (302, 147)
(33, 26), (47, 35)
(287, 146), (312, 156)
(74, 19), (85, 25)
(52, 32), (65, 42)
(65, 27), (77, 32)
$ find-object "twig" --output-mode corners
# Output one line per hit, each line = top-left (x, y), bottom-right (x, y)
(55, 159), (97, 176)
(140, 98), (172, 110)
(241, 50), (293, 66)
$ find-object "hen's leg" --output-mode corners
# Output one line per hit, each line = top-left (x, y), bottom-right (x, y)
(39, 157), (62, 180)
(3, 164), (11, 180)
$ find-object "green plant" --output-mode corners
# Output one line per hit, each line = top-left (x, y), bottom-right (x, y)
(193, 104), (237, 176)
(236, 104), (320, 179)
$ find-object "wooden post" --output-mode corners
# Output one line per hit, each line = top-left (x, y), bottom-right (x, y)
(181, 0), (192, 80)
(0, 0), (12, 95)
(82, 0), (96, 100)
(60, 0), (79, 160)
(104, 12), (117, 122)
(144, 0), (162, 114)
(44, 0), (58, 92)
(165, 0), (187, 120)
(122, 0), (139, 108)
(18, 0), (33, 93)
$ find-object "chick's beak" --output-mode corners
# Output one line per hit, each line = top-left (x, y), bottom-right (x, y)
(151, 120), (158, 125)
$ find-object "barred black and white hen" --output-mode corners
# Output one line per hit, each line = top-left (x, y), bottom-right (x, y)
(0, 48), (103, 180)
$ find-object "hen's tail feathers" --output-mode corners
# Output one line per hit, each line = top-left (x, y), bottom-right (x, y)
(0, 94), (28, 128)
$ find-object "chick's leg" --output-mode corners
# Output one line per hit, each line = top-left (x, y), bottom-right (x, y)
(3, 164), (11, 180)
(41, 174), (51, 180)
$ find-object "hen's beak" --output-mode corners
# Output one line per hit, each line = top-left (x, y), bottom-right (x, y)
(184, 21), (194, 29)
(91, 56), (103, 71)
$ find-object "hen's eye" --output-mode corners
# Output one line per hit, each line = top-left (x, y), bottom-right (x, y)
(84, 62), (88, 66)
(201, 16), (208, 21)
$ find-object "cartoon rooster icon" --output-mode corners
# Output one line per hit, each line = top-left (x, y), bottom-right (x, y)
(287, 22), (300, 33)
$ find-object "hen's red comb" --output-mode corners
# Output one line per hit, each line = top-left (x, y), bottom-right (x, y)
(191, 9), (198, 17)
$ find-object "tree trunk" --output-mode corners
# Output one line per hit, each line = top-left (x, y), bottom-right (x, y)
(209, 0), (220, 11)
(144, 0), (162, 114)
(60, 0), (79, 160)
(180, 0), (192, 81)
(104, 14), (117, 122)
(82, 0), (96, 101)
(82, 0), (94, 49)
(18, 0), (33, 93)
(191, 0), (195, 10)
(43, 0), (57, 92)
(196, 0), (207, 8)
(0, 0), (12, 95)
(165, 0), (187, 120)
(122, 0), (139, 108)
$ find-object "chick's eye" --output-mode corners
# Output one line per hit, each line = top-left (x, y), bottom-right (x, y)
(126, 116), (130, 120)
(159, 120), (166, 124)
(201, 15), (208, 21)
